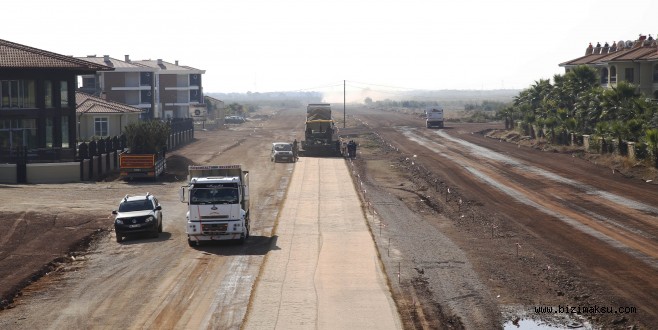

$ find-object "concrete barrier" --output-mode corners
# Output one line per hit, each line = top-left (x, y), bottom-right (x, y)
(26, 162), (80, 184)
(0, 164), (17, 184)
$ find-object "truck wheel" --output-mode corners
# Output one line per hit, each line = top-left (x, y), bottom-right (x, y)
(187, 237), (197, 247)
(116, 234), (123, 243)
(158, 220), (163, 233)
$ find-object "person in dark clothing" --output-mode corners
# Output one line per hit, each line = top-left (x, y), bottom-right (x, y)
(292, 139), (299, 160)
(347, 140), (357, 158)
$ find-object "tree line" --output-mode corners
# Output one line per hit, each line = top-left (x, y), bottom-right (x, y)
(499, 65), (658, 167)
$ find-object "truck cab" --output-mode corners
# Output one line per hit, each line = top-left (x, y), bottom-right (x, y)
(180, 165), (250, 246)
(426, 107), (444, 128)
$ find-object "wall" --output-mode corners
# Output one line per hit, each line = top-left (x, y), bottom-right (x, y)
(26, 162), (79, 184)
(0, 164), (17, 184)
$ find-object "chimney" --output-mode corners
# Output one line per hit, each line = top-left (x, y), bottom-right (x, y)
(175, 60), (179, 66)
(125, 55), (131, 63)
(157, 59), (163, 65)
(86, 54), (97, 57)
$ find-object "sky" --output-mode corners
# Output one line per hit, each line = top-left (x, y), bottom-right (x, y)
(4, 0), (658, 100)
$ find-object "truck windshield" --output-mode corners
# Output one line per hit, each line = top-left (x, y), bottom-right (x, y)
(190, 188), (239, 205)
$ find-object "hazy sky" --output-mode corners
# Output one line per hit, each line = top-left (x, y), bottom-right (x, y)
(4, 0), (658, 97)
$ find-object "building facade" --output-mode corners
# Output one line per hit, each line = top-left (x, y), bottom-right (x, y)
(560, 35), (658, 99)
(78, 56), (206, 120)
(0, 39), (112, 162)
(133, 59), (205, 119)
(76, 92), (142, 141)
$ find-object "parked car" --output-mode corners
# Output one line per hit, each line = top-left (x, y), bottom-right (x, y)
(225, 115), (246, 124)
(271, 142), (295, 163)
(112, 193), (163, 242)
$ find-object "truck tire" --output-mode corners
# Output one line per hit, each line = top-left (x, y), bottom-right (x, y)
(116, 233), (123, 243)
(187, 237), (196, 247)
(158, 220), (163, 233)
(239, 230), (247, 244)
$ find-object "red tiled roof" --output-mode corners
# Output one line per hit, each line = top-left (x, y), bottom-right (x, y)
(76, 92), (143, 114)
(0, 39), (112, 72)
(561, 40), (658, 67)
(608, 46), (658, 61)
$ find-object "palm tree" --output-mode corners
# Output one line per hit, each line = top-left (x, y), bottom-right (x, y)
(646, 128), (658, 168)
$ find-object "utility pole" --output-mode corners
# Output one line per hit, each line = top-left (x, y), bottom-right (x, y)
(343, 80), (346, 128)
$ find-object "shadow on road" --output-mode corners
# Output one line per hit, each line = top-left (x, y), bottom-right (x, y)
(116, 232), (174, 244)
(191, 235), (281, 256)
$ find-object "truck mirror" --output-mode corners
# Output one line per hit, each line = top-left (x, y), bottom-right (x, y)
(179, 187), (186, 203)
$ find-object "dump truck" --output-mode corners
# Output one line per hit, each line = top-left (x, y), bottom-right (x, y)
(426, 107), (444, 128)
(179, 164), (250, 247)
(301, 103), (341, 156)
(120, 120), (169, 180)
(119, 151), (166, 180)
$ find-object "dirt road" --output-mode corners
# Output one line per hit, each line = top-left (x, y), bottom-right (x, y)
(1, 105), (656, 329)
(0, 108), (302, 329)
(350, 107), (658, 328)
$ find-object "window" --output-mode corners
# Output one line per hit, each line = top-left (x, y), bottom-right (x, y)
(94, 117), (109, 137)
(46, 118), (54, 147)
(190, 89), (200, 102)
(610, 66), (617, 83)
(44, 81), (53, 108)
(189, 74), (200, 86)
(22, 80), (35, 108)
(600, 68), (609, 84)
(0, 80), (35, 109)
(625, 68), (634, 83)
(140, 72), (152, 86)
(60, 80), (69, 107)
(141, 90), (153, 104)
(61, 116), (69, 148)
(1, 81), (9, 108)
(82, 77), (95, 88)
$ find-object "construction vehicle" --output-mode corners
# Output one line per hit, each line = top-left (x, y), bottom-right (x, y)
(119, 151), (166, 180)
(301, 103), (341, 156)
(426, 107), (444, 128)
(120, 120), (169, 180)
(179, 165), (250, 247)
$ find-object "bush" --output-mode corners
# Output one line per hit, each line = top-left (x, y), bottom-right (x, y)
(124, 120), (170, 154)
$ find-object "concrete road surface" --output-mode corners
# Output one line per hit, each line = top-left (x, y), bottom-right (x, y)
(244, 157), (402, 329)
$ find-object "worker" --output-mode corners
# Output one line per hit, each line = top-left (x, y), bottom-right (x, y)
(347, 140), (357, 158)
(292, 139), (299, 161)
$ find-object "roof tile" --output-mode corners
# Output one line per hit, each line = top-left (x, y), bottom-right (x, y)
(0, 39), (112, 71)
(76, 92), (143, 114)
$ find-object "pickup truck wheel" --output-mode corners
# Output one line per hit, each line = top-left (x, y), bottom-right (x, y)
(116, 234), (123, 243)
(158, 220), (163, 233)
(187, 238), (197, 247)
(238, 232), (247, 244)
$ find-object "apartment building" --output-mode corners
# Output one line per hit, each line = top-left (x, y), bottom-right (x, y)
(560, 34), (658, 99)
(0, 39), (112, 163)
(77, 56), (205, 119)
